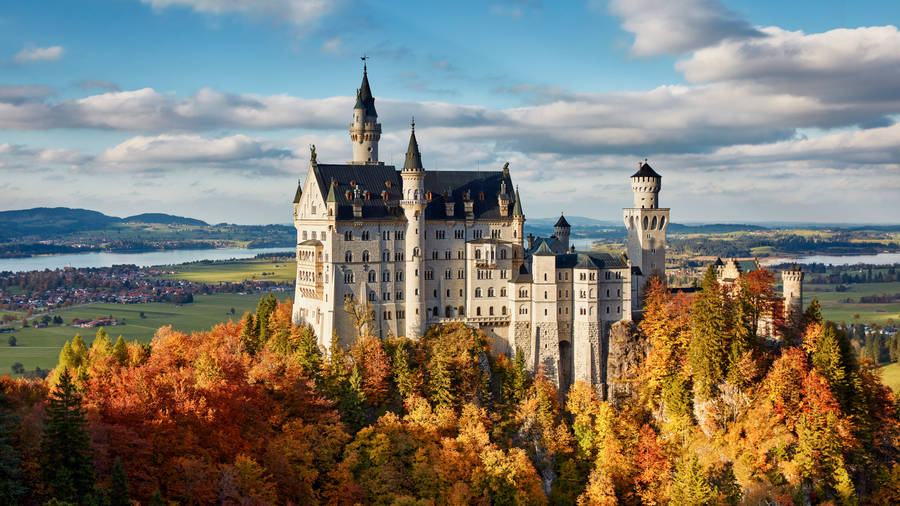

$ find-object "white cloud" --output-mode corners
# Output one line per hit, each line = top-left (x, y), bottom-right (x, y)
(13, 45), (65, 63)
(141, 0), (333, 27)
(320, 37), (343, 55)
(607, 0), (763, 56)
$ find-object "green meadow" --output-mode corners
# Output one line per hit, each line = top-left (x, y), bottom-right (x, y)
(878, 362), (900, 393)
(0, 291), (288, 375)
(160, 258), (296, 283)
(806, 281), (900, 326)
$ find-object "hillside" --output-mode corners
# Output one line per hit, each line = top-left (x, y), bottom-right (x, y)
(0, 207), (119, 240)
(122, 213), (209, 226)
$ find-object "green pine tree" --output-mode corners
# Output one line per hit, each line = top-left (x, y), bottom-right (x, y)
(337, 365), (367, 430)
(726, 283), (755, 386)
(811, 324), (855, 409)
(391, 340), (415, 400)
(41, 368), (95, 502)
(428, 351), (455, 409)
(255, 294), (278, 344)
(671, 454), (716, 505)
(295, 326), (323, 380)
(112, 336), (128, 366)
(0, 392), (26, 503)
(108, 457), (129, 506)
(689, 265), (729, 400)
(238, 312), (259, 355)
(502, 347), (530, 407)
(803, 297), (823, 327)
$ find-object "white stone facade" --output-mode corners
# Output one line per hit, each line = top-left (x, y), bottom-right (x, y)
(291, 68), (662, 393)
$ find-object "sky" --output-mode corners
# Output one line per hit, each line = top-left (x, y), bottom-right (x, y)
(1, 0), (899, 225)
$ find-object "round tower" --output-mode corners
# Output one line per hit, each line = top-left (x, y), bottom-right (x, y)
(782, 265), (804, 328)
(400, 120), (426, 338)
(631, 159), (661, 209)
(349, 62), (382, 164)
(554, 213), (571, 251)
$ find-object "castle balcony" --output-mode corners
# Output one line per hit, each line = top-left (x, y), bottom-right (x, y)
(462, 315), (510, 327)
(475, 259), (497, 268)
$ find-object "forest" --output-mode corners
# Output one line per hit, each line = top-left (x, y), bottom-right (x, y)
(0, 267), (898, 504)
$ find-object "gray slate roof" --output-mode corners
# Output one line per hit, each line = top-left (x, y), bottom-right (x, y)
(556, 252), (628, 270)
(631, 161), (661, 179)
(311, 163), (518, 221)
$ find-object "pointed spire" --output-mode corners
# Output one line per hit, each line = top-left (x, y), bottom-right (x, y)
(403, 118), (423, 171)
(512, 185), (524, 217)
(326, 178), (338, 203)
(357, 61), (377, 117)
(293, 178), (303, 203)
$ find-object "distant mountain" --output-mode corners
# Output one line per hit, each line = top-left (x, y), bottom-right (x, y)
(123, 213), (209, 226)
(0, 207), (210, 241)
(0, 207), (120, 240)
(668, 223), (768, 234)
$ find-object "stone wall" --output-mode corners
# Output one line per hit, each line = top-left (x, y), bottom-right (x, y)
(605, 320), (649, 407)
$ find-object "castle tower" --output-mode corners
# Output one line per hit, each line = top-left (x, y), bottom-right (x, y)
(401, 121), (426, 338)
(782, 265), (804, 328)
(623, 160), (669, 311)
(349, 62), (382, 164)
(554, 214), (571, 251)
(530, 241), (560, 385)
(511, 185), (526, 271)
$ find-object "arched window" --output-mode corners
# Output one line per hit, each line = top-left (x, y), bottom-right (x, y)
(432, 306), (438, 316)
(500, 249), (507, 259)
(643, 216), (649, 229)
(659, 216), (666, 228)
(458, 305), (465, 315)
(475, 249), (481, 259)
(489, 306), (494, 316)
(500, 287), (507, 297)
(345, 251), (352, 262)
(383, 250), (390, 262)
(501, 305), (507, 315)
(344, 272), (354, 284)
(476, 307), (482, 316)
(446, 306), (452, 317)
(368, 270), (376, 282)
(475, 288), (482, 298)
(651, 216), (658, 229)
(302, 231), (308, 240)
(361, 230), (370, 240)
(487, 288), (495, 297)
(344, 230), (353, 241)
(383, 271), (390, 282)
(413, 247), (420, 257)
(544, 291), (548, 299)
(362, 250), (370, 262)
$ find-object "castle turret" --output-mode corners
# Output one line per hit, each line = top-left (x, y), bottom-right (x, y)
(401, 120), (426, 338)
(554, 214), (571, 251)
(349, 62), (382, 164)
(623, 160), (669, 312)
(782, 265), (804, 328)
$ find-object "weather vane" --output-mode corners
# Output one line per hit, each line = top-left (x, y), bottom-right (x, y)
(361, 53), (369, 71)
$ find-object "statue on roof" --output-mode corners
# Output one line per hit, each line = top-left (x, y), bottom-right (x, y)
(309, 144), (317, 163)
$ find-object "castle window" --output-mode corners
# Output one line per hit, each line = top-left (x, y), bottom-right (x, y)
(446, 306), (453, 317)
(383, 292), (390, 301)
(383, 271), (390, 282)
(344, 293), (354, 302)
(368, 270), (376, 282)
(395, 271), (403, 281)
(344, 272), (354, 284)
(606, 289), (609, 297)
(432, 251), (439, 259)
(311, 205), (316, 215)
(413, 247), (420, 257)
(651, 216), (658, 229)
(606, 307), (610, 314)
(368, 291), (376, 301)
(520, 305), (528, 315)
(475, 249), (481, 260)
(395, 231), (404, 240)
(617, 306), (621, 313)
(362, 250), (370, 262)
(302, 231), (308, 240)
(345, 251), (352, 262)
(544, 309), (548, 316)
(659, 216), (666, 228)
(432, 306), (438, 316)
(445, 250), (451, 259)
(544, 273), (547, 281)
(396, 291), (403, 300)
(500, 249), (507, 260)
(458, 270), (465, 279)
(344, 231), (353, 241)
(458, 251), (464, 259)
(643, 216), (649, 229)
(362, 231), (370, 240)
(445, 269), (452, 279)
(425, 270), (434, 280)
(544, 291), (548, 299)
(502, 306), (507, 315)
(459, 305), (465, 315)
(475, 288), (482, 298)
(473, 230), (483, 239)
(455, 229), (465, 239)
(487, 288), (495, 297)
(476, 307), (482, 316)
(617, 289), (621, 296)
(590, 273), (595, 281)
(433, 289), (438, 298)
(489, 306), (494, 316)
(500, 287), (507, 297)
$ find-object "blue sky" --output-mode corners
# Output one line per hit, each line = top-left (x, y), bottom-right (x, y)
(1, 0), (899, 224)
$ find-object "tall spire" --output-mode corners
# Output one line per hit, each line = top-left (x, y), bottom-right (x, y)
(512, 185), (524, 217)
(403, 118), (423, 171)
(357, 59), (377, 117)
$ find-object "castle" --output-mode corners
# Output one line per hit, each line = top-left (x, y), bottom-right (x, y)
(293, 65), (813, 393)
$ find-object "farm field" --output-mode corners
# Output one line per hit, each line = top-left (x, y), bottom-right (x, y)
(805, 281), (900, 326)
(160, 258), (296, 283)
(878, 362), (900, 393)
(0, 291), (288, 375)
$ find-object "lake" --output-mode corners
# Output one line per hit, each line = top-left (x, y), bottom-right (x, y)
(0, 247), (294, 273)
(761, 252), (900, 266)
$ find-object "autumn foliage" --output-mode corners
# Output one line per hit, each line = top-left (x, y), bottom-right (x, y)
(0, 270), (899, 505)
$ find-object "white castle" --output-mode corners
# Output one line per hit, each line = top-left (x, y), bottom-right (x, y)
(291, 65), (669, 390)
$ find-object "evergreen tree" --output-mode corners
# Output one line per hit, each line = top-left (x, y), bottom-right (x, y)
(811, 324), (855, 409)
(502, 347), (530, 407)
(670, 454), (715, 505)
(92, 328), (112, 355)
(255, 294), (278, 344)
(0, 392), (26, 503)
(112, 336), (128, 365)
(337, 365), (367, 430)
(391, 340), (415, 400)
(726, 282), (755, 386)
(108, 457), (129, 506)
(41, 368), (95, 502)
(238, 312), (259, 355)
(689, 266), (729, 400)
(803, 297), (823, 327)
(295, 326), (323, 380)
(428, 351), (455, 409)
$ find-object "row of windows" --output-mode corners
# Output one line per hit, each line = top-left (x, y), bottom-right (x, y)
(343, 250), (408, 263)
(301, 230), (326, 241)
(337, 228), (517, 242)
(576, 288), (622, 298)
(473, 287), (508, 298)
